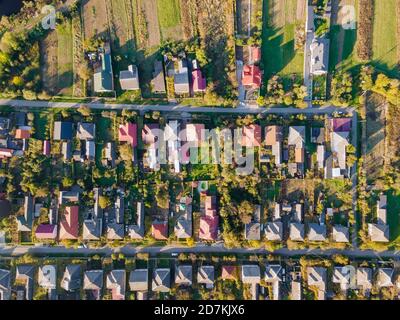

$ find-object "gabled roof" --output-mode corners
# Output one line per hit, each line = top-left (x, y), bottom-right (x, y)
(15, 128), (31, 139)
(221, 266), (237, 280)
(15, 265), (34, 300)
(175, 265), (192, 286)
(106, 270), (126, 300)
(331, 131), (349, 170)
(290, 223), (305, 241)
(129, 269), (148, 291)
(35, 224), (57, 240)
(265, 265), (282, 282)
(84, 270), (104, 290)
(76, 123), (95, 140)
(17, 195), (34, 232)
(175, 218), (192, 239)
(83, 219), (102, 240)
(0, 269), (11, 300)
(356, 268), (372, 290)
(245, 222), (260, 241)
(332, 225), (350, 243)
(185, 123), (205, 142)
(61, 265), (81, 292)
(199, 215), (218, 241)
(192, 69), (206, 92)
(288, 126), (305, 148)
(308, 223), (327, 242)
(307, 267), (326, 300)
(241, 265), (260, 284)
(265, 222), (283, 241)
(107, 223), (124, 240)
(94, 44), (114, 93)
(152, 269), (170, 292)
(119, 65), (140, 91)
(59, 206), (79, 240)
(377, 195), (387, 225)
(376, 268), (394, 288)
(331, 118), (352, 133)
(53, 122), (73, 141)
(151, 60), (166, 93)
(242, 124), (262, 147)
(151, 221), (168, 240)
(368, 223), (390, 242)
(38, 265), (56, 290)
(332, 267), (351, 286)
(310, 38), (330, 75)
(265, 126), (283, 146)
(197, 266), (214, 285)
(291, 279), (302, 300)
(119, 123), (138, 147)
(142, 124), (160, 145)
(242, 65), (261, 89)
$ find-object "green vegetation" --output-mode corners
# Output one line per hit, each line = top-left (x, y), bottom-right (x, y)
(157, 0), (181, 29)
(56, 21), (74, 96)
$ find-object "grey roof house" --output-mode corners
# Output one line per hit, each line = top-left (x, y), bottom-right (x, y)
(129, 269), (149, 292)
(94, 44), (114, 93)
(0, 269), (11, 300)
(77, 123), (96, 141)
(15, 265), (34, 300)
(17, 195), (34, 232)
(197, 266), (214, 288)
(152, 269), (171, 293)
(175, 265), (193, 286)
(119, 65), (140, 91)
(53, 122), (73, 141)
(307, 267), (327, 300)
(61, 265), (81, 292)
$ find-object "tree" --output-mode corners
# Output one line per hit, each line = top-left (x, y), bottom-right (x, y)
(238, 201), (254, 225)
(77, 105), (91, 117)
(12, 76), (24, 87)
(99, 196), (111, 209)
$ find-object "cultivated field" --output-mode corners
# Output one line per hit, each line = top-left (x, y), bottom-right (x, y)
(137, 0), (161, 48)
(56, 21), (74, 96)
(40, 31), (58, 95)
(329, 0), (359, 71)
(156, 0), (184, 41)
(262, 0), (306, 79)
(81, 0), (109, 40)
(372, 0), (399, 76)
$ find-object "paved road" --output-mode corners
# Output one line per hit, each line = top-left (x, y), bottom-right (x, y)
(0, 99), (352, 115)
(0, 244), (400, 260)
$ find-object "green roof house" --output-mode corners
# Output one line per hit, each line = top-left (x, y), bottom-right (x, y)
(94, 43), (114, 93)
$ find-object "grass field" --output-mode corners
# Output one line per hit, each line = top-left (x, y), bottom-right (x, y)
(156, 0), (184, 41)
(329, 0), (359, 72)
(262, 0), (305, 81)
(372, 0), (399, 77)
(56, 21), (74, 96)
(387, 189), (400, 243)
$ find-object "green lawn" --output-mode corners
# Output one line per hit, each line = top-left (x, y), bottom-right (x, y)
(387, 189), (400, 243)
(372, 0), (399, 77)
(156, 0), (181, 29)
(56, 21), (74, 96)
(262, 0), (304, 81)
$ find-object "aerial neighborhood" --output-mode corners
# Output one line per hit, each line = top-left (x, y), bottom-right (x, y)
(0, 0), (400, 301)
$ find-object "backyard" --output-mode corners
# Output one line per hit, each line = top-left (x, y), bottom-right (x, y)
(156, 0), (184, 41)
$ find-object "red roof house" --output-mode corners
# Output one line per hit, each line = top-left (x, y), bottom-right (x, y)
(119, 123), (138, 147)
(15, 129), (31, 139)
(199, 195), (218, 241)
(221, 266), (237, 280)
(242, 124), (262, 147)
(59, 206), (79, 240)
(151, 221), (168, 240)
(242, 65), (262, 89)
(0, 148), (13, 159)
(35, 224), (57, 240)
(43, 140), (51, 156)
(192, 70), (206, 93)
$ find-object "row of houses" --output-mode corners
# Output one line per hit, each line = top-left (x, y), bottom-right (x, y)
(1, 262), (397, 300)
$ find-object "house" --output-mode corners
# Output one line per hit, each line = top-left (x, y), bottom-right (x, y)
(310, 38), (330, 75)
(330, 131), (349, 171)
(376, 268), (394, 288)
(94, 43), (114, 93)
(174, 59), (190, 94)
(107, 223), (124, 240)
(175, 212), (192, 239)
(356, 268), (372, 293)
(151, 60), (166, 93)
(199, 196), (219, 241)
(242, 65), (262, 89)
(241, 265), (260, 284)
(221, 266), (237, 281)
(185, 123), (205, 143)
(175, 265), (192, 286)
(289, 223), (305, 241)
(38, 265), (57, 299)
(77, 123), (95, 141)
(0, 148), (14, 159)
(332, 225), (350, 243)
(53, 122), (73, 141)
(59, 206), (79, 240)
(152, 269), (170, 292)
(332, 267), (351, 292)
(192, 69), (206, 93)
(249, 46), (261, 64)
(197, 266), (214, 288)
(244, 205), (261, 241)
(83, 219), (102, 240)
(264, 265), (282, 300)
(43, 140), (51, 156)
(307, 267), (327, 300)
(62, 141), (72, 161)
(265, 222), (283, 241)
(119, 65), (140, 91)
(288, 126), (305, 162)
(307, 223), (327, 242)
(61, 265), (81, 292)
(0, 269), (11, 300)
(35, 224), (57, 240)
(85, 140), (95, 161)
(165, 121), (181, 173)
(331, 118), (352, 133)
(119, 123), (138, 147)
(59, 191), (79, 205)
(142, 124), (160, 145)
(242, 124), (262, 148)
(151, 221), (168, 241)
(84, 270), (103, 300)
(0, 117), (10, 131)
(115, 195), (124, 225)
(17, 195), (34, 232)
(103, 142), (115, 166)
(377, 194), (387, 225)
(15, 265), (34, 300)
(107, 270), (126, 300)
(368, 223), (390, 242)
(15, 128), (31, 140)
(264, 126), (283, 166)
(129, 269), (149, 292)
(128, 201), (145, 240)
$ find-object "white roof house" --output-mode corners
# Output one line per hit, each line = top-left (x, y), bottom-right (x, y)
(310, 38), (330, 75)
